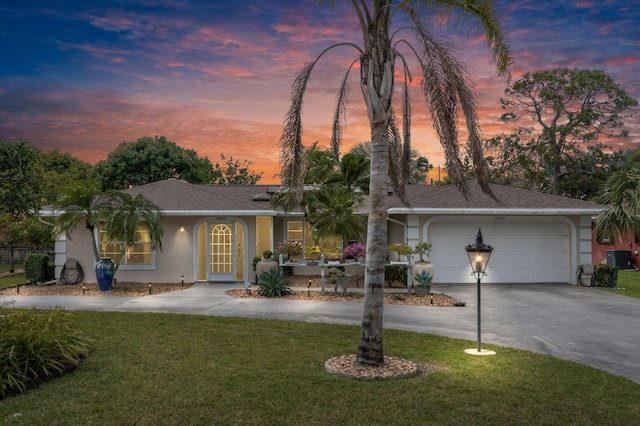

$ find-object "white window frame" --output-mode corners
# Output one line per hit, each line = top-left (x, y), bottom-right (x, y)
(97, 226), (156, 271)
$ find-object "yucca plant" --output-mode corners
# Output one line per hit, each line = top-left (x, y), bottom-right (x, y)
(257, 268), (292, 297)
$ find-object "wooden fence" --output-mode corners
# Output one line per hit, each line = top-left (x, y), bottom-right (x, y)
(0, 246), (55, 264)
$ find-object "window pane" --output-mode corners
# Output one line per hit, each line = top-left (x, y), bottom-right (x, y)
(99, 224), (153, 266)
(128, 242), (151, 264)
(287, 221), (303, 242)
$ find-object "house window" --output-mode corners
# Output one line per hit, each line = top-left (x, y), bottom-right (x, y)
(99, 225), (153, 266)
(287, 220), (303, 242)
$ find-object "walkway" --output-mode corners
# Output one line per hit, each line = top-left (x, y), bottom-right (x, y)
(2, 282), (640, 384)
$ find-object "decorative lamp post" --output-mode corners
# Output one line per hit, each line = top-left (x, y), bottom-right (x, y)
(464, 228), (495, 356)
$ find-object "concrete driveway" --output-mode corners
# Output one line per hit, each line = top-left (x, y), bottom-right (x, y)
(2, 282), (640, 384)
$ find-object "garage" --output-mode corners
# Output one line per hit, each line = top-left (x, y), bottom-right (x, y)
(426, 216), (572, 284)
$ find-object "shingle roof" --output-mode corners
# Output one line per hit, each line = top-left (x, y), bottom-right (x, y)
(119, 179), (606, 216)
(385, 181), (606, 214)
(123, 179), (277, 214)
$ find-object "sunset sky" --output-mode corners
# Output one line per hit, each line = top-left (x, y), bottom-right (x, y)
(1, 0), (638, 183)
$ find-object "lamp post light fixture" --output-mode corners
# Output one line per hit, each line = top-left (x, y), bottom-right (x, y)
(464, 228), (496, 356)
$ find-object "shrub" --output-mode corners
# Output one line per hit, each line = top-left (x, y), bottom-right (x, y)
(251, 256), (262, 272)
(0, 306), (92, 398)
(257, 268), (292, 297)
(385, 265), (408, 286)
(24, 253), (54, 285)
(592, 265), (619, 288)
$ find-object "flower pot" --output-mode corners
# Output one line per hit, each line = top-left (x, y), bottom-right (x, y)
(95, 258), (115, 292)
(412, 261), (435, 298)
(256, 258), (278, 282)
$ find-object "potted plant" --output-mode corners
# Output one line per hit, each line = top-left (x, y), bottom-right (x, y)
(411, 241), (435, 297)
(304, 244), (321, 265)
(413, 242), (432, 262)
(256, 250), (278, 280)
(413, 268), (434, 297)
(387, 243), (413, 262)
(343, 242), (365, 262)
(322, 247), (343, 264)
(276, 240), (303, 262)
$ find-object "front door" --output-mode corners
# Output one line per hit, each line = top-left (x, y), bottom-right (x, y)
(208, 223), (235, 281)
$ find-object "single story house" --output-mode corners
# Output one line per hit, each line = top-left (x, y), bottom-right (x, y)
(49, 178), (606, 286)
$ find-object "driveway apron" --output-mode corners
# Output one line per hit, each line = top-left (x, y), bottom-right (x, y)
(2, 282), (640, 384)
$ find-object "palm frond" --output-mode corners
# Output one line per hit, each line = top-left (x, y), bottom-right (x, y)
(279, 42), (363, 205)
(387, 113), (407, 203)
(404, 6), (475, 196)
(402, 73), (412, 184)
(416, 0), (512, 80)
(593, 167), (640, 241)
(279, 61), (314, 203)
(331, 59), (359, 163)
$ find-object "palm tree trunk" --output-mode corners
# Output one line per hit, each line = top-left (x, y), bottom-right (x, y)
(357, 121), (390, 366)
(357, 33), (394, 365)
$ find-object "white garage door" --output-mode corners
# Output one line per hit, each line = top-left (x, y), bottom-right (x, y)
(427, 217), (571, 284)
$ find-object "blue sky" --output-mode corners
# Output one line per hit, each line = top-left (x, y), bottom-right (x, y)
(1, 0), (638, 182)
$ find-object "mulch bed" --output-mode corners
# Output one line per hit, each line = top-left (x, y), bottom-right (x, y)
(1, 276), (465, 307)
(227, 288), (463, 306)
(0, 282), (191, 297)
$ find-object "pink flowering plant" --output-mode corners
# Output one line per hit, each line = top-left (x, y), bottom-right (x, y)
(276, 240), (303, 258)
(343, 242), (365, 259)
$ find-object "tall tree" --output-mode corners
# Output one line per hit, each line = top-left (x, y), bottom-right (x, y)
(0, 141), (43, 272)
(0, 141), (42, 217)
(91, 136), (214, 190)
(39, 149), (92, 204)
(210, 154), (263, 185)
(490, 68), (638, 195)
(278, 0), (510, 366)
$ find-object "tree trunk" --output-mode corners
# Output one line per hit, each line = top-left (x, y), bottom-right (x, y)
(9, 242), (15, 274)
(356, 31), (394, 366)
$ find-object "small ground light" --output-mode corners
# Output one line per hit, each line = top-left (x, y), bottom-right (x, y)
(82, 285), (86, 294)
(16, 284), (19, 294)
(148, 283), (152, 294)
(308, 279), (312, 298)
(181, 275), (184, 286)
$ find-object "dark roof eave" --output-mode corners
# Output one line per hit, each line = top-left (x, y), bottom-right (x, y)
(387, 207), (606, 215)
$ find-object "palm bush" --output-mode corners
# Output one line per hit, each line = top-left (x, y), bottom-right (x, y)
(257, 268), (292, 297)
(1, 306), (92, 398)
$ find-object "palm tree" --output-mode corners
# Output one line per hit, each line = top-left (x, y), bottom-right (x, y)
(105, 192), (163, 275)
(324, 153), (370, 195)
(593, 167), (640, 242)
(304, 185), (367, 243)
(278, 0), (510, 366)
(349, 141), (433, 184)
(54, 181), (112, 263)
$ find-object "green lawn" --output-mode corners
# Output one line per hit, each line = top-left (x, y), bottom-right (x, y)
(0, 263), (27, 289)
(605, 269), (640, 299)
(1, 311), (639, 425)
